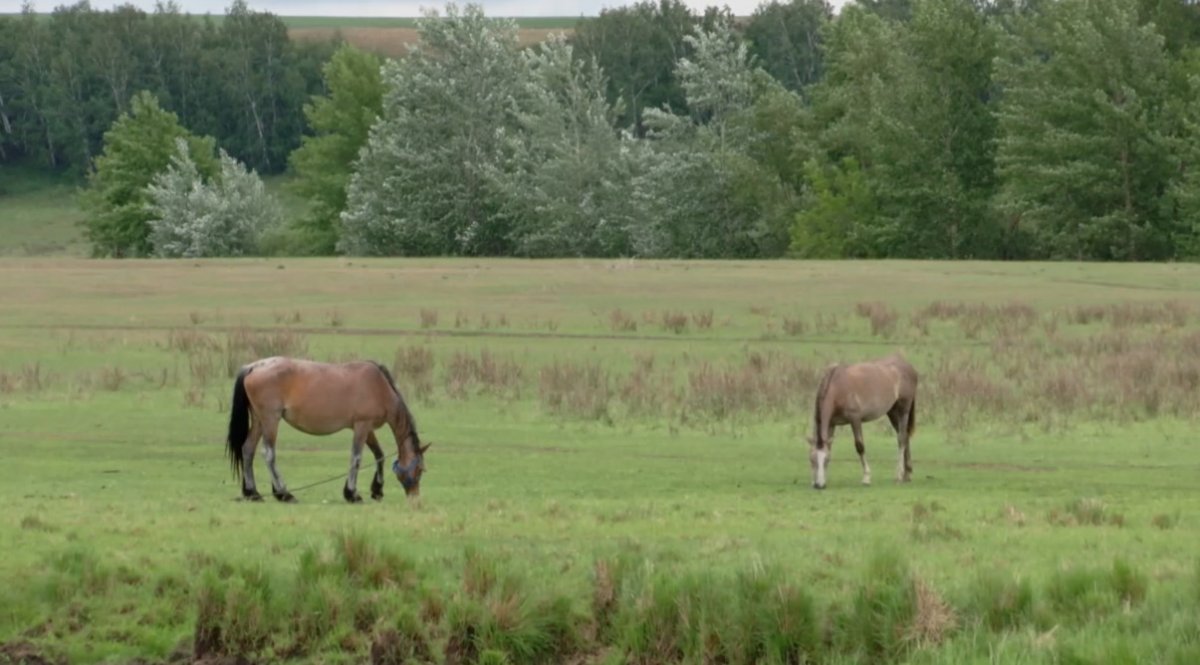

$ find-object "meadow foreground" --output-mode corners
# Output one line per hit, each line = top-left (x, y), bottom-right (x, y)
(1, 258), (1198, 664)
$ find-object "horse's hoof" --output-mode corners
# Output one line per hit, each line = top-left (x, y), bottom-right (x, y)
(344, 492), (363, 504)
(275, 492), (297, 503)
(371, 492), (384, 501)
(862, 478), (872, 486)
(244, 493), (264, 502)
(812, 483), (826, 490)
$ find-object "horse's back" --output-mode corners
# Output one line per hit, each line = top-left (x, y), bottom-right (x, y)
(241, 357), (394, 433)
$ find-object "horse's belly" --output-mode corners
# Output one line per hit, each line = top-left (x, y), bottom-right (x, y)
(281, 409), (356, 437)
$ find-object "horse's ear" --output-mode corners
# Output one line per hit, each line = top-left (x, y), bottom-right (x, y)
(419, 442), (432, 454)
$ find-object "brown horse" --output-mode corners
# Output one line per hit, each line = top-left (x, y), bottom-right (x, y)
(809, 354), (917, 490)
(225, 357), (429, 503)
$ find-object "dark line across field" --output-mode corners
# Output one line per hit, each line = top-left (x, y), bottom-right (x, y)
(0, 322), (991, 347)
(4, 431), (1194, 475)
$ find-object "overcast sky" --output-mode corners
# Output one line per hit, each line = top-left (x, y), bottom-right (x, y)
(2, 0), (842, 17)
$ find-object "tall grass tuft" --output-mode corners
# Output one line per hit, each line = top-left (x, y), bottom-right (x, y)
(224, 327), (308, 377)
(393, 345), (435, 400)
(539, 360), (612, 421)
(964, 569), (1035, 631)
(835, 549), (920, 662)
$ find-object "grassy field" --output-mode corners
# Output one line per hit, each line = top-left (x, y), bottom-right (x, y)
(0, 166), (88, 257)
(1, 258), (1199, 664)
(0, 168), (308, 258)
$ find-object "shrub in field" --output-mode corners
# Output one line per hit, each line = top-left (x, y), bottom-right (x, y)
(393, 345), (436, 400)
(538, 360), (612, 421)
(223, 327), (308, 377)
(609, 308), (637, 332)
(445, 349), (524, 400)
(419, 309), (439, 329)
(856, 301), (899, 338)
(660, 310), (689, 334)
(782, 315), (808, 337)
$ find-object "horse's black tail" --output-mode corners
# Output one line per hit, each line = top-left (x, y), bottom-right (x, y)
(907, 397), (916, 438)
(226, 367), (252, 478)
(812, 364), (838, 449)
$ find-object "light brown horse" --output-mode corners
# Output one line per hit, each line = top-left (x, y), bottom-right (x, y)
(225, 357), (429, 503)
(809, 354), (917, 489)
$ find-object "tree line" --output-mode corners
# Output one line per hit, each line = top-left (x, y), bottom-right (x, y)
(0, 0), (332, 175)
(2, 0), (1199, 260)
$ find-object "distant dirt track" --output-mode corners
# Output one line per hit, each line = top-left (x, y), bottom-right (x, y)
(0, 321), (990, 347)
(289, 26), (570, 57)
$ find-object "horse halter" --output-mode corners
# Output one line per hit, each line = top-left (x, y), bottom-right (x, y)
(393, 455), (423, 490)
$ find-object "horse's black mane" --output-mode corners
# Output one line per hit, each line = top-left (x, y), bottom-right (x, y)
(372, 361), (422, 446)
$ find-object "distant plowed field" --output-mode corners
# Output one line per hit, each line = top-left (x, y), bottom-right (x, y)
(289, 25), (573, 57)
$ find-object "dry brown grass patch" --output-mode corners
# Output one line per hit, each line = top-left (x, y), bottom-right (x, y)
(856, 301), (899, 338)
(906, 575), (958, 648)
(609, 308), (637, 332)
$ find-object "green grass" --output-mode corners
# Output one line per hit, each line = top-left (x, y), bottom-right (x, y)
(0, 169), (311, 258)
(1, 258), (1199, 663)
(0, 165), (88, 257)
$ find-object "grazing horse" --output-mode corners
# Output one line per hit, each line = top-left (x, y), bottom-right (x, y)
(225, 357), (430, 503)
(809, 354), (917, 490)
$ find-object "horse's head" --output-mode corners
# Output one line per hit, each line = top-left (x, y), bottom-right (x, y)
(807, 434), (829, 490)
(393, 441), (432, 498)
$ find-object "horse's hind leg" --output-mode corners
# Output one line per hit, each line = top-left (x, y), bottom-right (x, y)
(365, 431), (385, 501)
(241, 420), (264, 501)
(343, 423), (369, 504)
(850, 420), (871, 486)
(261, 415), (295, 503)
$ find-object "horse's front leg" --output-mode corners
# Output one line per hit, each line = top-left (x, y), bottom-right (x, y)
(890, 407), (912, 483)
(365, 431), (385, 501)
(343, 424), (370, 503)
(850, 420), (870, 486)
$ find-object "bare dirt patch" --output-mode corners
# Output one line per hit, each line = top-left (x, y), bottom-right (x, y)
(289, 27), (568, 57)
(0, 641), (63, 665)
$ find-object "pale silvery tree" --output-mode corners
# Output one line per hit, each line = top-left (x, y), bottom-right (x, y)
(633, 17), (795, 258)
(339, 3), (526, 256)
(490, 34), (645, 257)
(147, 137), (282, 257)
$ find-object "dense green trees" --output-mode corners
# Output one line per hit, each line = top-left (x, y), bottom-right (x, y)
(0, 1), (330, 175)
(81, 91), (218, 257)
(287, 45), (384, 254)
(339, 5), (527, 256)
(5, 0), (1200, 260)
